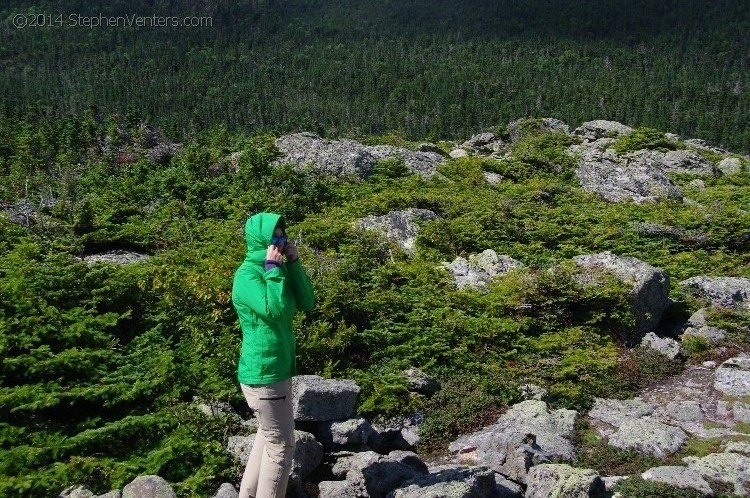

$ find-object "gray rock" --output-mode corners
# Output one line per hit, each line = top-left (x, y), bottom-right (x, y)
(449, 400), (577, 480)
(316, 417), (375, 449)
(666, 401), (704, 422)
(449, 148), (468, 159)
(641, 466), (713, 496)
(95, 492), (122, 498)
(689, 179), (706, 190)
(588, 397), (654, 427)
(683, 452), (750, 496)
(608, 417), (687, 457)
(320, 450), (429, 498)
(525, 464), (606, 498)
(507, 117), (571, 142)
(387, 465), (498, 498)
(370, 412), (424, 452)
(60, 485), (95, 498)
(212, 483), (238, 498)
(602, 476), (628, 491)
(272, 133), (445, 179)
(640, 332), (681, 360)
(574, 120), (634, 139)
(683, 326), (727, 342)
(679, 276), (750, 310)
(684, 139), (730, 155)
(714, 357), (750, 396)
(356, 208), (439, 254)
(292, 375), (360, 421)
(725, 441), (750, 456)
(483, 171), (504, 184)
(192, 396), (236, 418)
(441, 250), (523, 291)
(733, 402), (750, 423)
(78, 250), (151, 266)
(573, 146), (684, 204)
(520, 384), (549, 401)
(632, 221), (709, 247)
(717, 157), (743, 175)
(122, 476), (176, 498)
(624, 150), (716, 176)
(403, 367), (440, 396)
(494, 473), (524, 497)
(573, 251), (671, 343)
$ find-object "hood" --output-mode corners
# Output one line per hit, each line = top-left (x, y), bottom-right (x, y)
(243, 212), (285, 265)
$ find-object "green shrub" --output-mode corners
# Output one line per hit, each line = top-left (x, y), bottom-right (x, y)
(613, 127), (681, 154)
(612, 476), (707, 498)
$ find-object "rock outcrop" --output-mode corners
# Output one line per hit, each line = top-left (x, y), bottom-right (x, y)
(441, 249), (524, 291)
(356, 208), (439, 254)
(679, 276), (750, 310)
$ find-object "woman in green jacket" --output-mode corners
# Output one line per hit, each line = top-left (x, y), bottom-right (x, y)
(231, 212), (315, 498)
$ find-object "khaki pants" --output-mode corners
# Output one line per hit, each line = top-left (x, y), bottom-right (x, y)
(238, 378), (295, 498)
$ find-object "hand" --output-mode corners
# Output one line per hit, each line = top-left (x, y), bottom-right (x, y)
(266, 244), (283, 264)
(283, 242), (299, 262)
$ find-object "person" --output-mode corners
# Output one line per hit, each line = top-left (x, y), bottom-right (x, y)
(231, 212), (315, 498)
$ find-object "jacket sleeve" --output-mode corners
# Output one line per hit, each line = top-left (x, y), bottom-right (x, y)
(234, 267), (287, 321)
(285, 258), (315, 312)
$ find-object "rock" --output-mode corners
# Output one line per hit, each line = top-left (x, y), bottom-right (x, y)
(449, 400), (577, 480)
(717, 157), (743, 175)
(632, 221), (709, 247)
(460, 132), (506, 155)
(292, 375), (360, 421)
(507, 117), (571, 143)
(725, 441), (750, 456)
(623, 150), (716, 176)
(588, 397), (654, 427)
(415, 143), (445, 155)
(449, 148), (468, 158)
(387, 465), (498, 498)
(520, 384), (549, 401)
(95, 491), (122, 498)
(608, 417), (687, 457)
(666, 401), (704, 422)
(316, 417), (375, 450)
(356, 208), (439, 254)
(212, 483), (238, 498)
(573, 146), (684, 204)
(689, 179), (706, 190)
(441, 250), (524, 291)
(370, 412), (424, 452)
(122, 476), (176, 498)
(680, 308), (727, 342)
(602, 476), (628, 491)
(684, 139), (730, 155)
(272, 133), (445, 179)
(683, 452), (750, 496)
(494, 473), (524, 497)
(640, 332), (682, 360)
(525, 464), (606, 498)
(574, 120), (634, 139)
(77, 250), (150, 266)
(714, 357), (750, 396)
(483, 171), (503, 184)
(60, 485), (95, 498)
(0, 199), (40, 226)
(733, 402), (750, 423)
(573, 251), (671, 343)
(319, 450), (429, 498)
(679, 276), (750, 310)
(641, 466), (713, 496)
(403, 367), (440, 396)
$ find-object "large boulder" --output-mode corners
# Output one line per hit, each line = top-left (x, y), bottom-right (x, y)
(292, 375), (360, 421)
(573, 251), (671, 344)
(318, 450), (429, 498)
(640, 332), (681, 360)
(122, 476), (176, 498)
(272, 133), (444, 179)
(315, 417), (375, 450)
(572, 146), (684, 204)
(624, 149), (717, 176)
(59, 485), (94, 498)
(680, 308), (727, 342)
(717, 157), (744, 175)
(525, 464), (606, 498)
(369, 412), (424, 452)
(386, 465), (498, 498)
(212, 483), (238, 498)
(449, 400), (577, 481)
(588, 397), (655, 428)
(441, 250), (524, 291)
(356, 208), (439, 254)
(402, 367), (440, 396)
(713, 357), (750, 397)
(679, 276), (750, 310)
(683, 452), (750, 496)
(573, 120), (634, 139)
(641, 466), (714, 496)
(508, 117), (571, 142)
(608, 417), (688, 458)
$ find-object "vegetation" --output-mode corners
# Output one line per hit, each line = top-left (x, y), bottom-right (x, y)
(1, 0), (749, 152)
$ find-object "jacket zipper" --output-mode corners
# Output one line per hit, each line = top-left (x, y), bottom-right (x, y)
(258, 395), (287, 401)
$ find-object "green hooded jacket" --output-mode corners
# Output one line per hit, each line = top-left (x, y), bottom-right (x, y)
(231, 212), (315, 385)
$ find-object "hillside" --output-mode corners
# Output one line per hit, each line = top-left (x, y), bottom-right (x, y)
(1, 0), (749, 151)
(1, 113), (750, 496)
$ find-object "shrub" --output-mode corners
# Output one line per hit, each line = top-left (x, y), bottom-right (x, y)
(613, 127), (681, 154)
